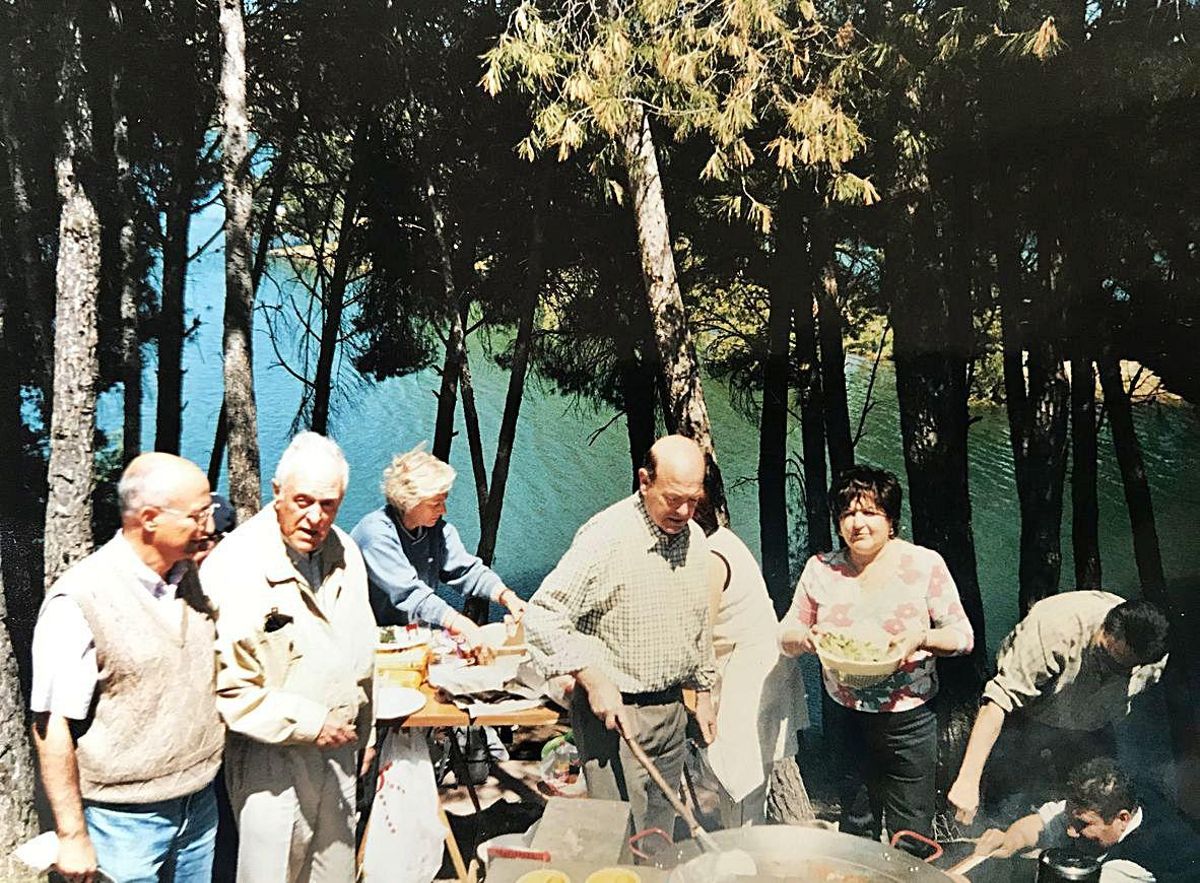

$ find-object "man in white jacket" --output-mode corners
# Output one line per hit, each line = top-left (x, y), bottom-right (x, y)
(201, 433), (376, 883)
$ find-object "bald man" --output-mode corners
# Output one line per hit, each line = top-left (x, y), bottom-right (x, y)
(30, 453), (225, 883)
(525, 435), (717, 835)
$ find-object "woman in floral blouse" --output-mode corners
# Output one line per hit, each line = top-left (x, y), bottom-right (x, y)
(779, 465), (974, 847)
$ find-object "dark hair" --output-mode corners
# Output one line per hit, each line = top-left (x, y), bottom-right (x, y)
(828, 465), (902, 533)
(642, 446), (659, 482)
(692, 492), (718, 536)
(211, 493), (237, 537)
(1103, 599), (1169, 663)
(1066, 758), (1138, 822)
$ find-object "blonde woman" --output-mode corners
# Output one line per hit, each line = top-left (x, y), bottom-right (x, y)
(351, 445), (525, 659)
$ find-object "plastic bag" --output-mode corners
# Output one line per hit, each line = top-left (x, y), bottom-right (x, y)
(539, 732), (586, 797)
(360, 729), (446, 882)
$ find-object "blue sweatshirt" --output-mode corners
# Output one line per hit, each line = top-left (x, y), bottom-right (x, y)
(350, 506), (505, 627)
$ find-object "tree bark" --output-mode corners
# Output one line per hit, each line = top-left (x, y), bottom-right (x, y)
(477, 176), (546, 566)
(0, 65), (54, 401)
(1070, 358), (1102, 588)
(459, 342), (489, 521)
(1059, 129), (1102, 591)
(113, 71), (142, 466)
(621, 107), (727, 522)
(1096, 356), (1166, 599)
(218, 0), (261, 520)
(45, 6), (101, 587)
(619, 336), (658, 491)
(0, 536), (38, 882)
(990, 148), (1071, 614)
(759, 210), (796, 612)
(614, 259), (660, 489)
(311, 120), (369, 436)
(794, 218), (831, 561)
(155, 179), (190, 455)
(154, 0), (200, 456)
(206, 121), (295, 484)
(816, 254), (854, 478)
(888, 182), (988, 804)
(428, 172), (465, 463)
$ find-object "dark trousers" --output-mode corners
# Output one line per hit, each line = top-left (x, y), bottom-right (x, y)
(828, 701), (937, 843)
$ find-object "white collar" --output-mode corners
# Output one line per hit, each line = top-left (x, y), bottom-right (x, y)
(1116, 806), (1144, 845)
(114, 533), (184, 600)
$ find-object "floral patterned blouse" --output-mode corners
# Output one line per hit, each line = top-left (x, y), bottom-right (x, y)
(784, 540), (974, 713)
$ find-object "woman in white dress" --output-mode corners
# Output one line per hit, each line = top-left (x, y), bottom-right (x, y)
(693, 500), (809, 826)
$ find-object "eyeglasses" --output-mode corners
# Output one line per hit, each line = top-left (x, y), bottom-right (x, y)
(158, 501), (220, 525)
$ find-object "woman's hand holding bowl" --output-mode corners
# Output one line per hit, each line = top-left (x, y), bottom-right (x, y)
(887, 628), (929, 664)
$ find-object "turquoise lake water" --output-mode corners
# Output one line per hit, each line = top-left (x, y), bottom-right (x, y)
(97, 209), (1200, 659)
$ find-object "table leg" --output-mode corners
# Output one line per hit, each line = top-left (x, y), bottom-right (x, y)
(439, 804), (470, 881)
(446, 729), (484, 814)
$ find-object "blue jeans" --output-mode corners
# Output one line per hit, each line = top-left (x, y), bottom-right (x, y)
(85, 781), (218, 883)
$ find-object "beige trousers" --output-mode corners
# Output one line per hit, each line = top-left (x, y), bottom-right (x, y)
(225, 738), (358, 883)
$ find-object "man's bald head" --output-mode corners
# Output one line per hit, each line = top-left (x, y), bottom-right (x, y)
(638, 435), (706, 534)
(118, 452), (209, 518)
(118, 453), (213, 572)
(644, 435), (705, 482)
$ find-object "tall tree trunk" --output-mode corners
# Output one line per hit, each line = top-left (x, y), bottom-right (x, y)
(1097, 356), (1197, 802)
(620, 107), (727, 522)
(1096, 356), (1166, 598)
(154, 0), (201, 456)
(1059, 122), (1102, 591)
(431, 309), (465, 463)
(428, 172), (465, 462)
(619, 333), (658, 491)
(45, 6), (101, 586)
(759, 209), (796, 612)
(0, 67), (54, 400)
(459, 342), (489, 521)
(458, 341), (491, 626)
(0, 536), (38, 881)
(218, 0), (261, 520)
(795, 217), (831, 561)
(207, 121), (295, 483)
(0, 162), (39, 879)
(997, 218), (1070, 613)
(1070, 358), (1102, 588)
(816, 253), (854, 477)
(311, 121), (369, 436)
(888, 182), (988, 805)
(156, 173), (190, 455)
(615, 259), (660, 488)
(113, 80), (142, 465)
(477, 176), (547, 566)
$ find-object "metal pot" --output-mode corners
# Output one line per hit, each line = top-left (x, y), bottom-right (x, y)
(651, 825), (953, 881)
(1036, 848), (1101, 883)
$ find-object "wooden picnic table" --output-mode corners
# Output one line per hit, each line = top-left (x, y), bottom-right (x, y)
(382, 682), (561, 729)
(371, 682), (563, 881)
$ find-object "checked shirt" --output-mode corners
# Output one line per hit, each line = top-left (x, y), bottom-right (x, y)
(525, 493), (716, 693)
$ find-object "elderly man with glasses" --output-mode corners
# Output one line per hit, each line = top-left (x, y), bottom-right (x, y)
(30, 452), (225, 883)
(200, 432), (376, 883)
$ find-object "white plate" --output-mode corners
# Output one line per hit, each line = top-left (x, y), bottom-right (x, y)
(375, 686), (427, 720)
(377, 625), (432, 650)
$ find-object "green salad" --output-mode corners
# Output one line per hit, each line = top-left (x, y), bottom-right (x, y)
(818, 631), (890, 662)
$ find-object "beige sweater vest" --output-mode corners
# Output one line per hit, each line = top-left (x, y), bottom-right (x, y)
(49, 537), (224, 803)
